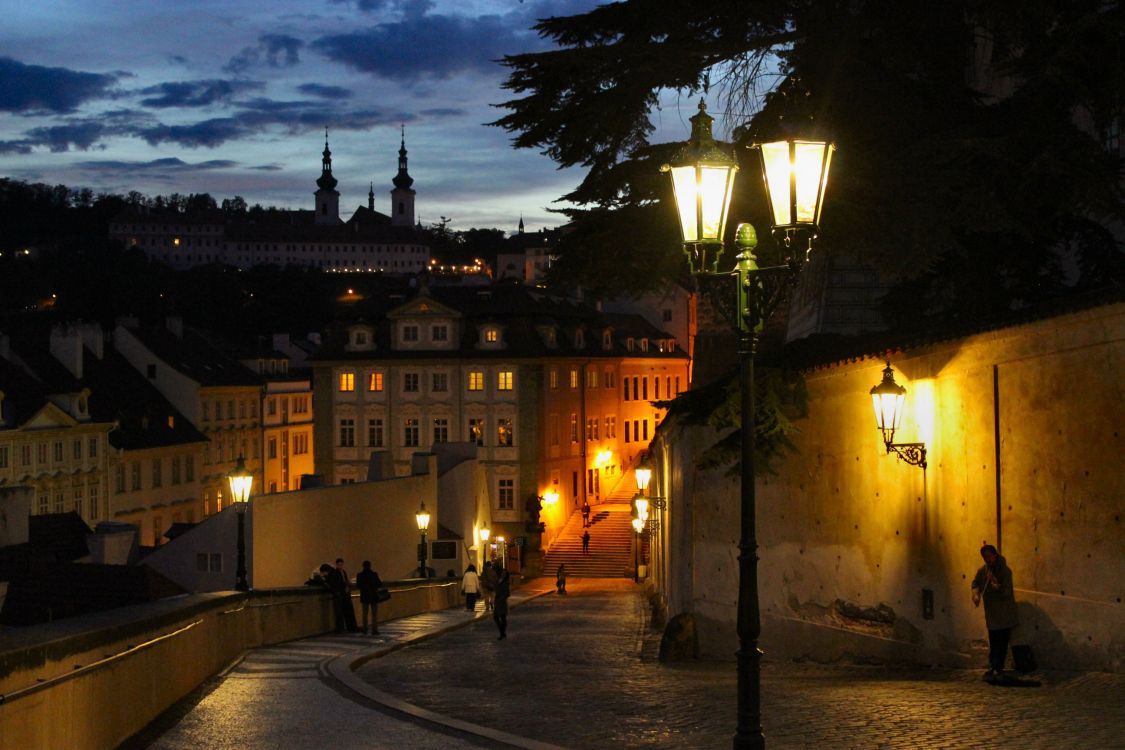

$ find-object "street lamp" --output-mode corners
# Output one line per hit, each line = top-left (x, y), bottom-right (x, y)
(542, 489), (560, 507)
(479, 526), (491, 564)
(227, 455), (253, 592)
(416, 500), (431, 578)
(870, 361), (927, 469)
(632, 516), (645, 583)
(664, 99), (833, 750)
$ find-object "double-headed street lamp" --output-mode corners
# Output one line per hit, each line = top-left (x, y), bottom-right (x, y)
(663, 100), (833, 750)
(227, 456), (254, 592)
(416, 500), (431, 578)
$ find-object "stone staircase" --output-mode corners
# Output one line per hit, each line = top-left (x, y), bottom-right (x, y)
(542, 503), (636, 578)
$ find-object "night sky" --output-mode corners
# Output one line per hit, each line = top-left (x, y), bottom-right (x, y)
(0, 0), (634, 232)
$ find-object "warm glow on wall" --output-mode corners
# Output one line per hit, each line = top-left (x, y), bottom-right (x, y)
(542, 490), (559, 506)
(595, 449), (612, 466)
(911, 379), (936, 447)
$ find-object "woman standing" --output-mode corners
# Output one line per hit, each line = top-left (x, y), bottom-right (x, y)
(461, 564), (481, 611)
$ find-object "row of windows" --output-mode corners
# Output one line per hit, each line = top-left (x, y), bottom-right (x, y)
(264, 394), (310, 418)
(114, 455), (196, 494)
(400, 324), (449, 343)
(202, 398), (258, 423)
(0, 437), (100, 470)
(266, 431), (311, 459)
(206, 436), (260, 465)
(623, 375), (682, 401)
(339, 370), (514, 393)
(37, 481), (102, 520)
(339, 416), (515, 449)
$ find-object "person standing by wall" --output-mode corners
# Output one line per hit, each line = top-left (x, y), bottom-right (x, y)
(335, 558), (360, 633)
(462, 564), (481, 611)
(355, 560), (383, 635)
(493, 567), (511, 640)
(972, 543), (1019, 680)
(582, 529), (590, 555)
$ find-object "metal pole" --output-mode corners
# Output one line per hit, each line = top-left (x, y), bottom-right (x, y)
(419, 532), (428, 578)
(634, 532), (640, 583)
(235, 508), (248, 591)
(733, 258), (763, 749)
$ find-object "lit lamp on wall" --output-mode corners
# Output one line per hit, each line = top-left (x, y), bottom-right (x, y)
(663, 100), (833, 750)
(416, 500), (431, 578)
(870, 361), (927, 469)
(542, 489), (560, 507)
(227, 455), (254, 592)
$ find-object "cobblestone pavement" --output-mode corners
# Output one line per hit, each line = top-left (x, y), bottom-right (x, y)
(133, 598), (554, 750)
(357, 578), (1125, 750)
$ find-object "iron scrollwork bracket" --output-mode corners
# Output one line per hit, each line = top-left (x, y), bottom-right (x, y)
(888, 442), (928, 470)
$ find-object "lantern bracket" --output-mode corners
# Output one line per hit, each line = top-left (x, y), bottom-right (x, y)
(886, 442), (927, 470)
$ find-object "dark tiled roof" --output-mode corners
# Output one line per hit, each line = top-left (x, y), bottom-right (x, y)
(0, 560), (184, 626)
(124, 324), (263, 387)
(309, 283), (690, 362)
(0, 356), (51, 427)
(28, 512), (93, 562)
(83, 349), (208, 450)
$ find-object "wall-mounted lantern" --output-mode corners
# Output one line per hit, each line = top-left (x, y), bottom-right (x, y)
(870, 361), (927, 469)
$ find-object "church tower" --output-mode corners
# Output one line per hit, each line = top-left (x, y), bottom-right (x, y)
(315, 128), (340, 225)
(390, 125), (416, 227)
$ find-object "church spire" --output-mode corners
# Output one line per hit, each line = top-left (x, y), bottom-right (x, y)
(518, 214), (525, 234)
(392, 124), (414, 190)
(368, 181), (374, 211)
(316, 126), (338, 191)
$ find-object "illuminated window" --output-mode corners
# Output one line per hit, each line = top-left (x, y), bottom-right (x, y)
(549, 368), (559, 389)
(569, 369), (578, 389)
(468, 371), (485, 391)
(339, 372), (355, 392)
(368, 372), (383, 392)
(498, 371), (513, 390)
(469, 418), (485, 446)
(497, 418), (513, 447)
(570, 413), (578, 443)
(485, 328), (499, 343)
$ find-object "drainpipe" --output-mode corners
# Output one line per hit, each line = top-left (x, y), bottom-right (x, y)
(993, 364), (1002, 553)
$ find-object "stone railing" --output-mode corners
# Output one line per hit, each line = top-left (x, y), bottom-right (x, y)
(0, 579), (460, 750)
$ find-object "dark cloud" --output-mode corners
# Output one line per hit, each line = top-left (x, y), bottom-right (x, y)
(251, 164), (284, 171)
(136, 118), (249, 148)
(419, 107), (466, 117)
(0, 139), (32, 154)
(297, 83), (353, 99)
(225, 34), (305, 74)
(0, 56), (116, 113)
(139, 79), (264, 108)
(25, 123), (106, 152)
(78, 157), (238, 173)
(312, 14), (529, 81)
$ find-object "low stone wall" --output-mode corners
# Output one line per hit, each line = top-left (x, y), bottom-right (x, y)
(0, 579), (460, 750)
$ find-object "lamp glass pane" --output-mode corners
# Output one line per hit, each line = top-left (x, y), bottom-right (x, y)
(699, 166), (734, 240)
(794, 142), (829, 224)
(634, 467), (652, 492)
(632, 517), (644, 533)
(760, 141), (792, 227)
(416, 510), (431, 531)
(634, 497), (650, 519)
(228, 473), (252, 504)
(871, 392), (905, 434)
(670, 166), (700, 242)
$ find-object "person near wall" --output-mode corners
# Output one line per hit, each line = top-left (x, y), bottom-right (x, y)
(582, 529), (591, 555)
(493, 567), (511, 640)
(355, 560), (383, 635)
(581, 501), (591, 528)
(462, 563), (481, 611)
(972, 542), (1019, 680)
(322, 562), (349, 632)
(480, 560), (498, 611)
(334, 557), (361, 633)
(556, 563), (567, 594)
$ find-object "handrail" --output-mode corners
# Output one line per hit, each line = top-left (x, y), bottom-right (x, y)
(0, 618), (203, 706)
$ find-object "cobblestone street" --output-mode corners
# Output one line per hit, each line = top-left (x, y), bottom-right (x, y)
(358, 578), (1125, 750)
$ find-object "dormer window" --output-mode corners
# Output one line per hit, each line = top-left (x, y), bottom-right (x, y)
(626, 337), (635, 352)
(602, 330), (613, 350)
(432, 324), (449, 342)
(640, 338), (649, 352)
(574, 329), (585, 349)
(346, 325), (375, 352)
(485, 329), (499, 343)
(402, 325), (419, 342)
(354, 332), (368, 346)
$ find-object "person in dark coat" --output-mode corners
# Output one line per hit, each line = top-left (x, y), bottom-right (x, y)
(581, 501), (591, 527)
(355, 560), (383, 635)
(327, 558), (360, 633)
(582, 529), (590, 555)
(972, 543), (1019, 679)
(480, 560), (498, 611)
(556, 563), (567, 594)
(321, 563), (348, 632)
(493, 567), (511, 640)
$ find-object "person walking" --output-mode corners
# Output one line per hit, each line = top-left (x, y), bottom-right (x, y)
(493, 567), (511, 640)
(335, 558), (360, 633)
(972, 542), (1019, 681)
(556, 563), (567, 594)
(582, 529), (590, 555)
(355, 560), (383, 635)
(462, 564), (481, 611)
(481, 560), (498, 611)
(581, 501), (591, 528)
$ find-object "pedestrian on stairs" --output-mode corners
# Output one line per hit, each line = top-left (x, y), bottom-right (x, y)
(582, 529), (590, 555)
(556, 563), (567, 594)
(581, 501), (591, 527)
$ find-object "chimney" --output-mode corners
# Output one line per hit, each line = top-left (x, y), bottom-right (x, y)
(49, 324), (83, 379)
(79, 323), (104, 360)
(166, 316), (183, 338)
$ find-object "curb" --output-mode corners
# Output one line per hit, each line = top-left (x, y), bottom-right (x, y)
(325, 582), (564, 750)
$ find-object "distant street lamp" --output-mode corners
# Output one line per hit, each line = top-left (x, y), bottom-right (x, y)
(416, 500), (431, 578)
(479, 526), (491, 564)
(227, 456), (254, 592)
(870, 361), (927, 469)
(664, 100), (833, 750)
(632, 516), (644, 583)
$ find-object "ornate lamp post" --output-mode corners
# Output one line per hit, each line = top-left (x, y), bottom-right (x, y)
(870, 361), (927, 469)
(479, 526), (491, 564)
(631, 516), (645, 582)
(664, 100), (833, 750)
(227, 456), (254, 592)
(416, 500), (431, 578)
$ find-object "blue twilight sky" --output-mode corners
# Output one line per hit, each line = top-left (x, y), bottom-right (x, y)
(0, 0), (679, 233)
